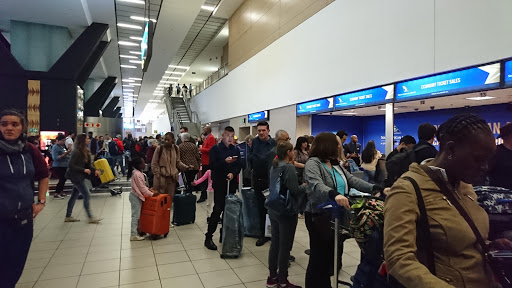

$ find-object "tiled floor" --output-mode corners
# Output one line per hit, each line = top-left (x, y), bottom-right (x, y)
(17, 190), (359, 288)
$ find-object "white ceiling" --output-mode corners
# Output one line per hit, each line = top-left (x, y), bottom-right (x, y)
(324, 88), (512, 117)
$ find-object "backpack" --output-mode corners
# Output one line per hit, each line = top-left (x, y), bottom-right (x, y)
(108, 140), (121, 156)
(385, 145), (429, 187)
(264, 165), (306, 215)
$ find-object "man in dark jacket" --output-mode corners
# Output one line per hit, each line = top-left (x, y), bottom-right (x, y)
(204, 126), (241, 250)
(344, 135), (362, 166)
(386, 135), (416, 161)
(488, 123), (512, 189)
(249, 121), (277, 246)
(414, 123), (438, 164)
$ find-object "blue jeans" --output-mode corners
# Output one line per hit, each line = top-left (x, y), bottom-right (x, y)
(129, 193), (142, 236)
(363, 170), (376, 184)
(66, 180), (93, 218)
(113, 155), (125, 176)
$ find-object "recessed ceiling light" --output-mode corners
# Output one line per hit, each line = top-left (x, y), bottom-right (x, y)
(129, 77), (142, 81)
(201, 5), (215, 11)
(129, 51), (142, 55)
(118, 0), (145, 4)
(342, 111), (358, 115)
(130, 36), (143, 41)
(120, 55), (138, 59)
(118, 41), (139, 46)
(168, 65), (190, 70)
(132, 83), (141, 86)
(124, 89), (134, 92)
(466, 96), (496, 101)
(130, 16), (157, 22)
(121, 65), (137, 68)
(129, 60), (143, 64)
(165, 71), (185, 75)
(122, 85), (134, 87)
(117, 23), (142, 30)
(122, 79), (135, 82)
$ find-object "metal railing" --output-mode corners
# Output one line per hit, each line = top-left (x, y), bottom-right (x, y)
(194, 63), (229, 96)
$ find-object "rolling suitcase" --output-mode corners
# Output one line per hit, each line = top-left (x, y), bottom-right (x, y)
(220, 180), (244, 259)
(241, 187), (261, 237)
(138, 194), (171, 239)
(94, 158), (115, 184)
(172, 193), (196, 226)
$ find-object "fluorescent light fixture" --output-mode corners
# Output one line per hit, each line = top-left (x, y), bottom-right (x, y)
(466, 96), (496, 101)
(153, 93), (164, 96)
(122, 79), (135, 82)
(121, 65), (137, 68)
(168, 65), (190, 70)
(130, 36), (143, 41)
(117, 23), (142, 30)
(130, 16), (157, 22)
(342, 112), (358, 115)
(118, 41), (139, 46)
(165, 71), (185, 75)
(129, 51), (142, 55)
(120, 54), (138, 59)
(129, 77), (142, 81)
(122, 85), (134, 87)
(129, 60), (143, 64)
(118, 0), (145, 4)
(201, 5), (215, 11)
(149, 100), (161, 103)
(132, 83), (141, 86)
(124, 89), (134, 92)
(157, 84), (167, 87)
(167, 77), (180, 80)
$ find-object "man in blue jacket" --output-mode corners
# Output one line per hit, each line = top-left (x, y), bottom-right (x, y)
(249, 121), (277, 246)
(204, 126), (242, 250)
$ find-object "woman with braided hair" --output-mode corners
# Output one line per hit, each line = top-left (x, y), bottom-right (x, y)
(383, 114), (512, 288)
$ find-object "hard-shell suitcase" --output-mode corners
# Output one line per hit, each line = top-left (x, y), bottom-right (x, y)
(138, 194), (171, 238)
(172, 193), (196, 226)
(94, 158), (115, 184)
(220, 180), (244, 259)
(241, 187), (261, 237)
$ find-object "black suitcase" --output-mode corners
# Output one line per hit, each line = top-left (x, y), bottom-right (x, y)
(172, 193), (196, 226)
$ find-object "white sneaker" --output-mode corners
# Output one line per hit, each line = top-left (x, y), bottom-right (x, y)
(88, 217), (103, 224)
(130, 235), (145, 241)
(64, 217), (80, 222)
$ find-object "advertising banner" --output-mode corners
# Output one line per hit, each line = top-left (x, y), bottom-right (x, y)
(505, 60), (512, 87)
(335, 85), (394, 110)
(396, 63), (501, 101)
(297, 97), (334, 116)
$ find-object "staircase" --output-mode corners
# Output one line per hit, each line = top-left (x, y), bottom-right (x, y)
(164, 96), (201, 137)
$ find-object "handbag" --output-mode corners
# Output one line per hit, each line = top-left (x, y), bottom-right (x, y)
(420, 166), (511, 288)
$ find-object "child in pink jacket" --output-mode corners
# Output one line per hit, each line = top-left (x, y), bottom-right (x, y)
(192, 169), (213, 218)
(130, 157), (157, 241)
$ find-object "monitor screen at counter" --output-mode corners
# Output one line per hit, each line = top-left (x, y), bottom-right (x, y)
(396, 63), (501, 101)
(505, 60), (512, 87)
(334, 85), (394, 110)
(248, 110), (269, 122)
(297, 97), (334, 116)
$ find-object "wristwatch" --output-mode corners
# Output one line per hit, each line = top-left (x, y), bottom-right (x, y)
(38, 199), (46, 206)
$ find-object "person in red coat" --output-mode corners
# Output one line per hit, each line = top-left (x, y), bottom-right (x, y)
(198, 126), (216, 203)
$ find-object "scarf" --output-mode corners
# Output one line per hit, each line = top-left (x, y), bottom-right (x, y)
(0, 139), (25, 154)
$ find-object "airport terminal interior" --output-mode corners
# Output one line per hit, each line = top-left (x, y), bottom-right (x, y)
(1, 0), (512, 287)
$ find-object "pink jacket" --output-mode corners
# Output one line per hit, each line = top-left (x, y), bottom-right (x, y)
(131, 169), (154, 201)
(193, 170), (213, 192)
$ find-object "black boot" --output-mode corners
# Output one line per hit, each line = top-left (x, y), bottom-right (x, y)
(256, 237), (269, 246)
(204, 236), (217, 250)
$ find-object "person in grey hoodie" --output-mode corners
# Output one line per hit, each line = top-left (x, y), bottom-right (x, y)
(303, 132), (382, 288)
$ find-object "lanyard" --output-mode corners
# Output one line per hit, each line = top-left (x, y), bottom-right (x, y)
(322, 163), (338, 191)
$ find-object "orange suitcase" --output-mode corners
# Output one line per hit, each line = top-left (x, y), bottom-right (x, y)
(138, 194), (171, 238)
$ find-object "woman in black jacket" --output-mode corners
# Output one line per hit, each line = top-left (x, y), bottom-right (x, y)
(266, 142), (307, 288)
(0, 110), (49, 287)
(65, 134), (102, 223)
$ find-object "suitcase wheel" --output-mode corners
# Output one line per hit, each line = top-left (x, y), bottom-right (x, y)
(164, 233), (168, 238)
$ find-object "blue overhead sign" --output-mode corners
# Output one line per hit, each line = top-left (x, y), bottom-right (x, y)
(297, 97), (334, 116)
(505, 60), (512, 87)
(248, 110), (269, 122)
(396, 63), (501, 101)
(335, 85), (394, 110)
